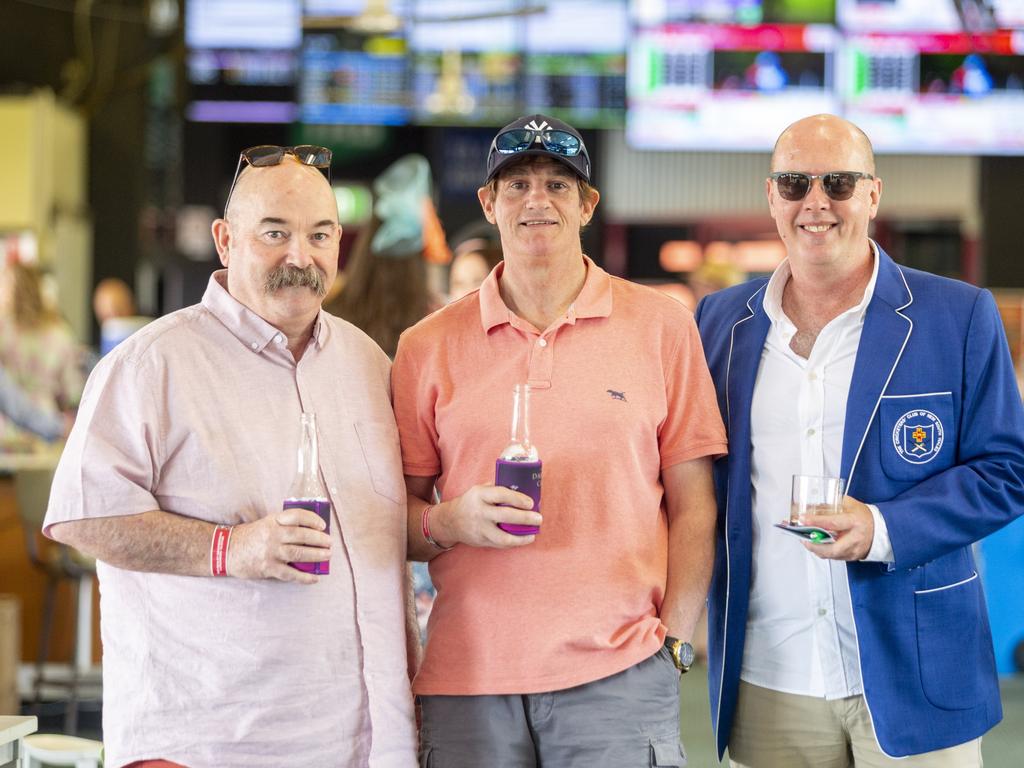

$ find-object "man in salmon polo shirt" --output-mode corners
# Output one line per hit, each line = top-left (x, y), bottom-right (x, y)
(392, 114), (728, 766)
(43, 146), (416, 768)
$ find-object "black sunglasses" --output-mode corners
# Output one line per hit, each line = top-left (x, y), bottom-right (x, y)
(493, 128), (583, 157)
(768, 171), (875, 202)
(224, 145), (333, 214)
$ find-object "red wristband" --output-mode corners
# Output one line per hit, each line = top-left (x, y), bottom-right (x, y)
(211, 525), (233, 577)
(421, 505), (453, 552)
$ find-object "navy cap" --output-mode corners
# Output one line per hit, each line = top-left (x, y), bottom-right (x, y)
(484, 114), (591, 184)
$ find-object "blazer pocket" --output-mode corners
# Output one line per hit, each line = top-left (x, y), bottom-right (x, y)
(879, 393), (956, 482)
(354, 420), (405, 505)
(914, 572), (981, 710)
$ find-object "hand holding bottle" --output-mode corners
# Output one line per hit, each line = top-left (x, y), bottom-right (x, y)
(224, 508), (332, 583)
(430, 485), (542, 549)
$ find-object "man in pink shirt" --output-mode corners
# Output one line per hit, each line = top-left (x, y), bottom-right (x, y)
(392, 115), (727, 766)
(44, 146), (416, 768)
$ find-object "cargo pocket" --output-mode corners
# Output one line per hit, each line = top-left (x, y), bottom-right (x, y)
(354, 420), (405, 504)
(650, 735), (687, 767)
(915, 572), (981, 710)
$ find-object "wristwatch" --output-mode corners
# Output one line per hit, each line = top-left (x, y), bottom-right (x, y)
(664, 635), (694, 674)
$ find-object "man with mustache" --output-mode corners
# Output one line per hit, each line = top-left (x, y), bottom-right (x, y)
(43, 147), (417, 767)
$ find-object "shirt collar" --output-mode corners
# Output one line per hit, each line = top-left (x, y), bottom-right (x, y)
(763, 239), (881, 328)
(478, 254), (613, 333)
(202, 270), (329, 354)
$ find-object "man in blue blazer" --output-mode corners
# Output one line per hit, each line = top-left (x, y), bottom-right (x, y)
(695, 114), (1024, 766)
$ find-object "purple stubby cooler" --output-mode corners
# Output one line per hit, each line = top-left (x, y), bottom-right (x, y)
(285, 498), (331, 575)
(495, 458), (542, 535)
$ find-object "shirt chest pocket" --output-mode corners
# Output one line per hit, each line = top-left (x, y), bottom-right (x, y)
(879, 393), (956, 482)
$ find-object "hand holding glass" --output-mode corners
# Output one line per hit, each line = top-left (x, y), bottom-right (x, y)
(790, 474), (845, 524)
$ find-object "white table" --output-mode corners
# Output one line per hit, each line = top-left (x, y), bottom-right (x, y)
(0, 716), (37, 768)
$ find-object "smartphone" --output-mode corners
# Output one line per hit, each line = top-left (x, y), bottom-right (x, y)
(773, 522), (836, 544)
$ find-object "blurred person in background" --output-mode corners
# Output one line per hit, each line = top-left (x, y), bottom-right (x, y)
(696, 114), (1024, 767)
(0, 365), (66, 443)
(0, 261), (83, 450)
(91, 276), (152, 359)
(92, 277), (136, 325)
(447, 235), (503, 302)
(44, 145), (416, 768)
(327, 153), (446, 359)
(392, 114), (725, 766)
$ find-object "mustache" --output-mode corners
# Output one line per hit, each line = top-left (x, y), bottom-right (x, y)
(263, 265), (327, 298)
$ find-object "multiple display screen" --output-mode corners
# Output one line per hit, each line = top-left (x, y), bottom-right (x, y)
(629, 0), (1024, 153)
(185, 0), (1024, 153)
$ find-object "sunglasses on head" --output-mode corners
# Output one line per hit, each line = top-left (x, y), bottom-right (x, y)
(493, 128), (583, 157)
(224, 145), (333, 215)
(768, 171), (875, 202)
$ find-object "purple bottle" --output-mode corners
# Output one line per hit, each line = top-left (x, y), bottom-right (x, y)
(495, 383), (542, 535)
(285, 412), (331, 575)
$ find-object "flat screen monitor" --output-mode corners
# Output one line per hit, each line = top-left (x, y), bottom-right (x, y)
(300, 33), (411, 125)
(627, 23), (840, 149)
(843, 30), (1024, 153)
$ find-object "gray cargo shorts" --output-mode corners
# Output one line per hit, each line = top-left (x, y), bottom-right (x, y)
(418, 645), (687, 767)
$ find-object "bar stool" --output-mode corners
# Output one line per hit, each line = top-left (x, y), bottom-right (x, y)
(14, 467), (98, 735)
(22, 732), (102, 768)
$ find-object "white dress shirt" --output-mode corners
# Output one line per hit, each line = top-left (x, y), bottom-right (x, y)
(741, 245), (892, 699)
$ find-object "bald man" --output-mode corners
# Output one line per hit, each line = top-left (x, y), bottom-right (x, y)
(44, 147), (416, 768)
(695, 115), (1024, 766)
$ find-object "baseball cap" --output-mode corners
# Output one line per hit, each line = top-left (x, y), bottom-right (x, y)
(484, 114), (591, 184)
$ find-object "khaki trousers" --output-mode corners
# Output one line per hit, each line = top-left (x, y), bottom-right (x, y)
(729, 680), (983, 768)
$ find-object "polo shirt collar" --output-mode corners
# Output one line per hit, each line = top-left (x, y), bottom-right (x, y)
(478, 255), (613, 333)
(202, 270), (328, 355)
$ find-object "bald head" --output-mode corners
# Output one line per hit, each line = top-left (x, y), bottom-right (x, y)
(225, 157), (337, 224)
(771, 114), (875, 175)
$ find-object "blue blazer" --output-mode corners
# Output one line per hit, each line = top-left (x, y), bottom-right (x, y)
(694, 246), (1024, 759)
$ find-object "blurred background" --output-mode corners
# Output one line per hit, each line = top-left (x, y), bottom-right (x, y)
(2, 0), (1024, 764)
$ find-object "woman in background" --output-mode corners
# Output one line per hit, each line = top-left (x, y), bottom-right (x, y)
(0, 262), (84, 449)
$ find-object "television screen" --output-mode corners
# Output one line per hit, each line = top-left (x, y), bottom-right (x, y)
(186, 0), (301, 49)
(627, 23), (840, 149)
(300, 32), (411, 125)
(524, 0), (628, 126)
(842, 30), (1024, 153)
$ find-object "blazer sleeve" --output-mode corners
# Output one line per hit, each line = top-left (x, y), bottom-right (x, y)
(879, 289), (1024, 569)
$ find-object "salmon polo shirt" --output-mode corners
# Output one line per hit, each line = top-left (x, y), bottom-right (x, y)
(392, 256), (727, 696)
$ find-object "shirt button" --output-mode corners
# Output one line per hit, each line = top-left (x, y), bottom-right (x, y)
(538, 338), (548, 348)
(818, 608), (827, 617)
(330, 487), (337, 495)
(807, 428), (816, 436)
(250, 342), (259, 350)
(808, 371), (818, 381)
(275, 334), (283, 344)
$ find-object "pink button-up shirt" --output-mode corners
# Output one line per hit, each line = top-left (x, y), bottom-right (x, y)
(45, 272), (416, 768)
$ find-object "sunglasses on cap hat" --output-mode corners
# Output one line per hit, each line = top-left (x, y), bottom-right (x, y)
(224, 145), (333, 215)
(485, 115), (591, 184)
(768, 171), (875, 202)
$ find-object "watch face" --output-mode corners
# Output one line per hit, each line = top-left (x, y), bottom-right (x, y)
(678, 642), (695, 669)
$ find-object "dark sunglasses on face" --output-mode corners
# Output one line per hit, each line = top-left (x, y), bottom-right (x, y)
(768, 171), (875, 202)
(224, 145), (333, 214)
(493, 128), (583, 157)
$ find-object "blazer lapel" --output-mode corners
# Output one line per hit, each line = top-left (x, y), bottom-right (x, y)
(727, 287), (771, 449)
(841, 248), (913, 491)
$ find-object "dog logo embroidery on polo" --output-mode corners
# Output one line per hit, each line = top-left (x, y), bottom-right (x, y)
(892, 409), (944, 464)
(524, 119), (550, 142)
(607, 389), (627, 402)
